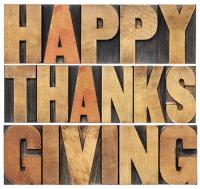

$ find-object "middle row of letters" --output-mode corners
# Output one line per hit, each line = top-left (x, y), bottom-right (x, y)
(5, 66), (196, 123)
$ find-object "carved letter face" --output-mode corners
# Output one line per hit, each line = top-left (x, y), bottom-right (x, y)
(3, 4), (197, 186)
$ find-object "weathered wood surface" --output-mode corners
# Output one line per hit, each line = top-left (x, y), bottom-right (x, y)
(166, 67), (196, 122)
(4, 125), (197, 184)
(160, 125), (197, 184)
(43, 126), (59, 184)
(37, 66), (68, 122)
(4, 4), (196, 185)
(4, 126), (41, 184)
(4, 66), (196, 123)
(5, 66), (36, 122)
(5, 5), (41, 63)
(4, 5), (196, 123)
(4, 5), (196, 64)
(44, 5), (80, 63)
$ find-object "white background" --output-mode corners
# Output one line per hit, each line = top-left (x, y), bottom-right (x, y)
(0, 0), (199, 188)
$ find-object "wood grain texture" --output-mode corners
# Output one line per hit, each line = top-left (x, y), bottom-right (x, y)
(81, 5), (119, 63)
(44, 5), (80, 64)
(160, 125), (197, 184)
(5, 66), (36, 122)
(102, 126), (118, 184)
(61, 126), (100, 184)
(70, 66), (100, 122)
(4, 125), (197, 184)
(166, 67), (195, 122)
(102, 67), (133, 122)
(119, 126), (158, 184)
(5, 5), (41, 63)
(185, 6), (196, 63)
(43, 126), (59, 184)
(120, 5), (157, 63)
(134, 66), (164, 122)
(4, 126), (41, 184)
(4, 5), (196, 64)
(160, 5), (195, 63)
(157, 6), (169, 63)
(3, 4), (197, 185)
(4, 66), (196, 123)
(135, 6), (158, 64)
(37, 66), (68, 122)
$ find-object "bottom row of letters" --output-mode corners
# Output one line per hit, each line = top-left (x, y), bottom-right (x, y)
(4, 125), (197, 185)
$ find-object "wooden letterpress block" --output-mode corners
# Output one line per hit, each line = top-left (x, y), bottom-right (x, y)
(4, 126), (41, 184)
(102, 67), (133, 122)
(61, 126), (100, 184)
(134, 66), (164, 122)
(70, 66), (100, 122)
(120, 5), (157, 63)
(37, 66), (68, 122)
(166, 67), (195, 122)
(160, 5), (195, 63)
(102, 126), (118, 184)
(160, 125), (197, 184)
(43, 126), (59, 184)
(81, 5), (119, 63)
(44, 5), (80, 64)
(5, 5), (41, 63)
(119, 126), (158, 184)
(5, 66), (36, 122)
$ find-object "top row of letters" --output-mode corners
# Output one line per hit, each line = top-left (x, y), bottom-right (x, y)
(4, 5), (196, 64)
